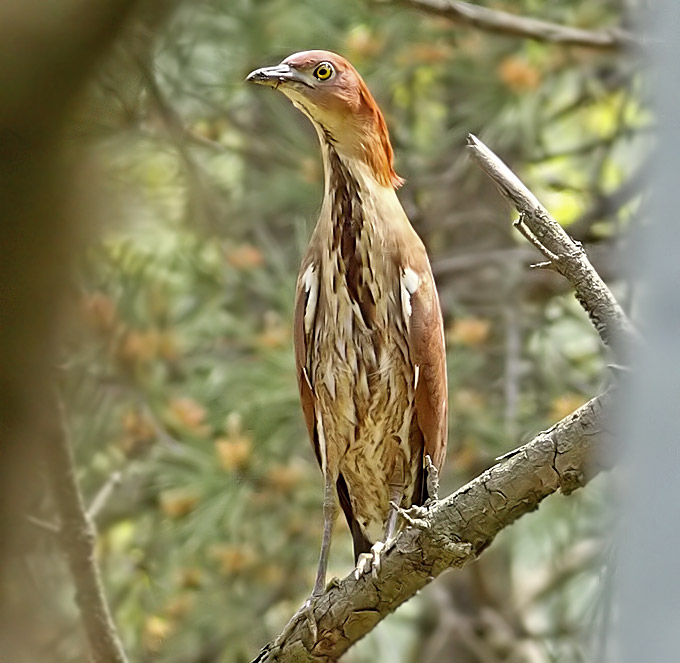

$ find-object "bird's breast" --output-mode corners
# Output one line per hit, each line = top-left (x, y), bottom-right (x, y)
(308, 230), (420, 540)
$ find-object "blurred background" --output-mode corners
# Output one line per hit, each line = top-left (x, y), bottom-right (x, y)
(2, 1), (649, 662)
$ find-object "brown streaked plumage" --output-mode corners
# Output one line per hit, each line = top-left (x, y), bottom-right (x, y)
(247, 50), (447, 597)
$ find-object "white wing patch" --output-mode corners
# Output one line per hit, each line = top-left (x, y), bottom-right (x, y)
(316, 409), (327, 475)
(403, 267), (420, 294)
(302, 263), (319, 335)
(302, 366), (313, 390)
(400, 266), (420, 320)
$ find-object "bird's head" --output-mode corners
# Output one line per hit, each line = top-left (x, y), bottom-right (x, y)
(246, 50), (403, 189)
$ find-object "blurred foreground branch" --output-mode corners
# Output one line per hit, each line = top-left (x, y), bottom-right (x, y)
(0, 1), (162, 660)
(251, 135), (624, 662)
(388, 0), (638, 51)
(253, 392), (613, 663)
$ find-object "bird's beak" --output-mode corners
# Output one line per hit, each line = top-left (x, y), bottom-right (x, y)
(245, 63), (309, 88)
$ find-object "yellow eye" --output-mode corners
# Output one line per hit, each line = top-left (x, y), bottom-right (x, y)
(313, 62), (334, 81)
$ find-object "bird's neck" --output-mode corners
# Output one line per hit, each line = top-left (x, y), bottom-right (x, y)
(314, 141), (409, 330)
(317, 141), (408, 244)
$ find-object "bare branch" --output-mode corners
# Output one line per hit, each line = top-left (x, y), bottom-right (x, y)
(252, 392), (613, 663)
(386, 0), (639, 51)
(45, 398), (130, 663)
(466, 133), (637, 360)
(87, 470), (123, 521)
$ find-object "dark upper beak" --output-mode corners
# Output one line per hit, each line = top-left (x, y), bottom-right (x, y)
(245, 63), (309, 88)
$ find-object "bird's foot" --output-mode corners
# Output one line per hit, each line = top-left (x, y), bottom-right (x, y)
(354, 538), (395, 580)
(277, 577), (338, 645)
(424, 454), (440, 504)
(273, 593), (320, 648)
(325, 576), (341, 591)
(391, 501), (431, 530)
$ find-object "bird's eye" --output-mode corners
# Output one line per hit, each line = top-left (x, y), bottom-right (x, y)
(313, 62), (334, 81)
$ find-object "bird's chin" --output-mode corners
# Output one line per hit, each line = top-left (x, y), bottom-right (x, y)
(247, 78), (279, 90)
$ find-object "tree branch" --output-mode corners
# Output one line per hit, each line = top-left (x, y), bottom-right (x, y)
(385, 0), (638, 51)
(45, 398), (130, 663)
(252, 391), (614, 663)
(466, 133), (636, 361)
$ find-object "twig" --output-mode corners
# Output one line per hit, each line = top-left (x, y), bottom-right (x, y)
(26, 514), (60, 534)
(386, 0), (639, 51)
(87, 471), (123, 521)
(530, 260), (554, 270)
(514, 213), (559, 264)
(251, 391), (614, 663)
(466, 133), (636, 360)
(45, 397), (130, 663)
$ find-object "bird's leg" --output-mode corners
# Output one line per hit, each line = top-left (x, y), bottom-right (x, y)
(391, 455), (440, 530)
(424, 454), (440, 504)
(400, 453), (439, 518)
(384, 485), (402, 541)
(277, 471), (336, 644)
(355, 485), (402, 580)
(307, 473), (337, 638)
(312, 471), (337, 596)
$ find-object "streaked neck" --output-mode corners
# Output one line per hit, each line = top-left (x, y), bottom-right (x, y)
(317, 141), (408, 238)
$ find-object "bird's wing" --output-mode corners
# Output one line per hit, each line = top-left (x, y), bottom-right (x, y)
(293, 261), (320, 465)
(401, 265), (448, 473)
(294, 259), (372, 559)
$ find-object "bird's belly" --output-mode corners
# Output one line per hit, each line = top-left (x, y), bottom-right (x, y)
(340, 421), (418, 543)
(312, 312), (419, 543)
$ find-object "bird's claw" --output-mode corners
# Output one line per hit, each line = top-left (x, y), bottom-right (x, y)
(354, 539), (394, 580)
(325, 576), (341, 591)
(302, 599), (318, 641)
(273, 596), (319, 647)
(393, 502), (430, 530)
(424, 454), (440, 503)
